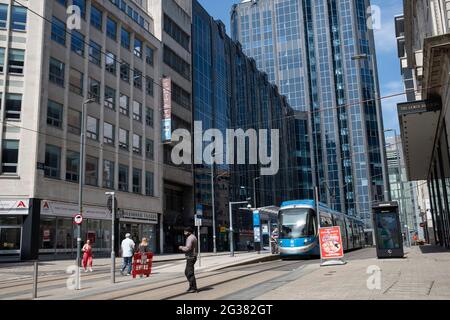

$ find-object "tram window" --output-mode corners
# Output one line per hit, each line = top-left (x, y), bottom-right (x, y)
(320, 214), (333, 227)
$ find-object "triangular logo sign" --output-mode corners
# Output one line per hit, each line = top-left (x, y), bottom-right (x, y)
(17, 201), (27, 208)
(43, 201), (49, 209)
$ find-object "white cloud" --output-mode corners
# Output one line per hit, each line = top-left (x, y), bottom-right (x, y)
(380, 81), (406, 131)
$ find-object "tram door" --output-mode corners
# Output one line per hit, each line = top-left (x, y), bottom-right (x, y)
(372, 202), (404, 258)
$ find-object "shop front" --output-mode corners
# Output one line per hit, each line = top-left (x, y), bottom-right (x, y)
(118, 209), (158, 253)
(0, 199), (39, 261)
(39, 200), (111, 260)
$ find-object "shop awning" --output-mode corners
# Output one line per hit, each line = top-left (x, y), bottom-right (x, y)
(397, 100), (441, 180)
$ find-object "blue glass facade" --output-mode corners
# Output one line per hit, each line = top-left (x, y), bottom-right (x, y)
(193, 0), (299, 251)
(232, 0), (387, 226)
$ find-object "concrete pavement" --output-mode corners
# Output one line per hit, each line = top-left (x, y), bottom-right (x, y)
(255, 245), (450, 300)
(0, 250), (278, 300)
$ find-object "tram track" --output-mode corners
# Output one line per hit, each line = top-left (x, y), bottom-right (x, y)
(108, 260), (305, 300)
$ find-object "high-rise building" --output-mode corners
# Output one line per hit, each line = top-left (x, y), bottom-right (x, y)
(231, 0), (389, 227)
(0, 0), (164, 261)
(192, 0), (299, 251)
(385, 135), (421, 244)
(396, 0), (450, 248)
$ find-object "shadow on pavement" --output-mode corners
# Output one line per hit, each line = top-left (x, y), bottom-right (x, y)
(419, 245), (450, 254)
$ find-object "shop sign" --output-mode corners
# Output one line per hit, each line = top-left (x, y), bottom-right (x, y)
(319, 226), (344, 260)
(119, 209), (158, 224)
(0, 199), (29, 215)
(41, 201), (109, 220)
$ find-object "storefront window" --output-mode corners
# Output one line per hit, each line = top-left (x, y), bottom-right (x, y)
(141, 224), (156, 252)
(56, 218), (74, 251)
(0, 216), (22, 225)
(40, 217), (56, 250)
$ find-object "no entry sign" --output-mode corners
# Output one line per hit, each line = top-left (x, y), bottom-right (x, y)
(73, 214), (83, 225)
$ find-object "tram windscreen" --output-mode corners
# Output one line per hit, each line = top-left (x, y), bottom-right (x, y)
(279, 208), (315, 239)
(375, 213), (401, 249)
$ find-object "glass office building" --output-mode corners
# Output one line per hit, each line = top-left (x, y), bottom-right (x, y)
(193, 0), (299, 251)
(232, 0), (388, 226)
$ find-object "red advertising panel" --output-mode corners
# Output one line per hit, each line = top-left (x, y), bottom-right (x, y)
(319, 227), (344, 259)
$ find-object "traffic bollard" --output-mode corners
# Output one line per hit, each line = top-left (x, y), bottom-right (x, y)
(32, 261), (38, 299)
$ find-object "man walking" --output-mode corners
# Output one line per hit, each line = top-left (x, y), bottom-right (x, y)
(121, 233), (135, 276)
(179, 227), (198, 293)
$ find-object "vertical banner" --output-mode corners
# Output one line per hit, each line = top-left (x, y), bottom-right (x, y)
(253, 210), (261, 242)
(162, 77), (172, 143)
(319, 226), (344, 260)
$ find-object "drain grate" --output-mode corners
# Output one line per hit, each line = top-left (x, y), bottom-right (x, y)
(384, 281), (434, 296)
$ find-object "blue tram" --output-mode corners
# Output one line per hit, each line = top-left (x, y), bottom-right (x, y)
(278, 200), (366, 257)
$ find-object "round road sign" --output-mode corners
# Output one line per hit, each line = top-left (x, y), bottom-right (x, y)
(74, 214), (83, 225)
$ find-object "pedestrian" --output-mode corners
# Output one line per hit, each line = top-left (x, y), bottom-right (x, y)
(136, 237), (151, 278)
(178, 227), (198, 293)
(82, 239), (93, 272)
(120, 233), (135, 276)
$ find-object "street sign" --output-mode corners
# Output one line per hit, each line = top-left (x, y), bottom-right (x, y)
(73, 214), (83, 225)
(194, 214), (202, 227)
(319, 227), (344, 260)
(196, 204), (203, 217)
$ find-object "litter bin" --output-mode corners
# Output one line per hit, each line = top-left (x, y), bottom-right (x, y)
(132, 252), (153, 278)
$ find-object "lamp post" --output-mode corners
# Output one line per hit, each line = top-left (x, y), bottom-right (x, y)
(76, 98), (95, 291)
(228, 200), (251, 257)
(352, 53), (390, 202)
(106, 192), (116, 283)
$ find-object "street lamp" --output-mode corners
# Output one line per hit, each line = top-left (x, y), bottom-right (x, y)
(76, 98), (95, 291)
(352, 53), (390, 202)
(253, 177), (260, 209)
(106, 192), (116, 284)
(228, 199), (251, 257)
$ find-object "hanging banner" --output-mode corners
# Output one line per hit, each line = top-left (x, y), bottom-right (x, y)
(319, 226), (344, 259)
(162, 77), (172, 143)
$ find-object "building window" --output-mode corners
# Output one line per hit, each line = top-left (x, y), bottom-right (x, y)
(68, 108), (81, 135)
(105, 52), (116, 74)
(8, 49), (25, 74)
(145, 77), (154, 96)
(133, 69), (142, 90)
(0, 47), (4, 72)
(45, 145), (61, 179)
(104, 86), (116, 110)
(86, 116), (99, 140)
(11, 6), (27, 31)
(118, 165), (128, 192)
(146, 46), (154, 66)
(69, 68), (83, 95)
(49, 57), (65, 86)
(106, 17), (117, 40)
(133, 168), (141, 194)
(73, 0), (86, 19)
(121, 27), (130, 49)
(89, 40), (102, 66)
(146, 139), (154, 160)
(133, 134), (142, 155)
(119, 128), (129, 150)
(66, 151), (79, 182)
(51, 16), (66, 45)
(47, 100), (63, 128)
(163, 14), (190, 51)
(172, 82), (191, 110)
(120, 61), (130, 82)
(5, 94), (22, 120)
(163, 45), (190, 80)
(103, 122), (115, 145)
(103, 160), (115, 189)
(88, 78), (100, 103)
(145, 171), (154, 196)
(85, 156), (98, 186)
(71, 31), (85, 56)
(0, 4), (8, 29)
(119, 93), (129, 116)
(145, 107), (153, 127)
(134, 38), (143, 58)
(90, 5), (102, 30)
(132, 101), (142, 122)
(1, 140), (19, 174)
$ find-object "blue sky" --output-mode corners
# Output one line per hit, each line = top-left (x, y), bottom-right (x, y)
(198, 0), (404, 133)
